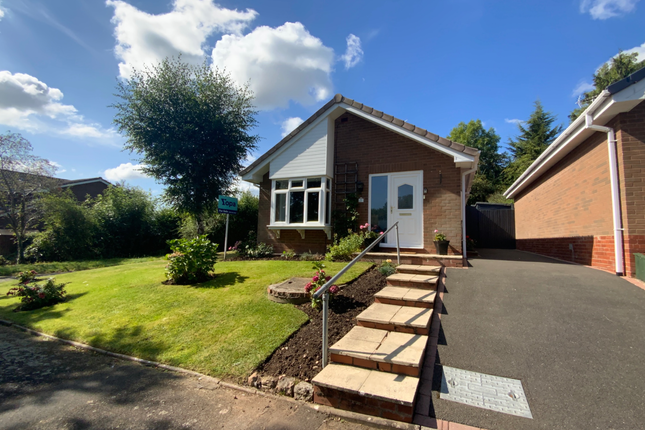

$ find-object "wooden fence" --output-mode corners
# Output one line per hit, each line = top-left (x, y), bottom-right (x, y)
(466, 205), (516, 249)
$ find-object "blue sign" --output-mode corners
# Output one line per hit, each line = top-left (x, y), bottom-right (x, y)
(218, 195), (238, 214)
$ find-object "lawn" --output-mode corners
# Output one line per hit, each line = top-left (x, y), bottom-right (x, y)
(0, 256), (163, 277)
(0, 259), (371, 381)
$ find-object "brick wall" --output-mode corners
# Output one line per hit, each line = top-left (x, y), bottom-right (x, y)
(334, 112), (464, 255)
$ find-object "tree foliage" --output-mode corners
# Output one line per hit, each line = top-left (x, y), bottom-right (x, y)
(503, 100), (563, 187)
(112, 57), (259, 220)
(448, 120), (505, 204)
(570, 51), (645, 122)
(0, 132), (57, 263)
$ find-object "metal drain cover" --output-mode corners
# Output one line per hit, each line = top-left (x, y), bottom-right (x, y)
(439, 366), (533, 419)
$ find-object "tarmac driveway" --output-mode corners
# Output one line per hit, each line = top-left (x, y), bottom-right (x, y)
(431, 249), (645, 430)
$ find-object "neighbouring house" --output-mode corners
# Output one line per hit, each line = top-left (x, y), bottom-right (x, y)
(0, 174), (112, 256)
(504, 67), (645, 277)
(240, 94), (480, 266)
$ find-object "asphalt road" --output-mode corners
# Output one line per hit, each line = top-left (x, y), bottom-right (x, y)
(431, 249), (645, 430)
(0, 325), (375, 430)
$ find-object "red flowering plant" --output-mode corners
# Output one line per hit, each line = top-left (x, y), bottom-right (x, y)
(7, 278), (68, 311)
(17, 270), (37, 284)
(304, 261), (340, 309)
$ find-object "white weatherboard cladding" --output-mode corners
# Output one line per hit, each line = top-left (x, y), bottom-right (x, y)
(270, 120), (329, 179)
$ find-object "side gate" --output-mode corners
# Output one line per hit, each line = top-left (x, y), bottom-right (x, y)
(466, 204), (516, 249)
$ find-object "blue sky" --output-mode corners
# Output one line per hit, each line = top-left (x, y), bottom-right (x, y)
(0, 0), (643, 195)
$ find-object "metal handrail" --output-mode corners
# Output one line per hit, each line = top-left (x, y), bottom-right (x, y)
(314, 222), (400, 368)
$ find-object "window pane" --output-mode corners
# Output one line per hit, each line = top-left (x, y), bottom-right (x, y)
(307, 192), (319, 222)
(275, 193), (286, 222)
(291, 180), (303, 188)
(325, 191), (330, 224)
(290, 191), (304, 223)
(275, 180), (288, 190)
(370, 176), (388, 243)
(307, 178), (321, 189)
(398, 184), (414, 209)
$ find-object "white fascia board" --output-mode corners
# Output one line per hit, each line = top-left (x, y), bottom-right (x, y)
(342, 105), (476, 165)
(61, 179), (111, 188)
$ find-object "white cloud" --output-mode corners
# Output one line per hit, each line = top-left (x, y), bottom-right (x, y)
(211, 22), (335, 110)
(281, 117), (304, 137)
(572, 81), (595, 97)
(624, 41), (645, 62)
(50, 161), (66, 174)
(104, 163), (148, 181)
(107, 0), (257, 79)
(233, 176), (259, 196)
(505, 118), (524, 125)
(60, 123), (117, 139)
(0, 9), (4, 21)
(242, 153), (257, 167)
(580, 0), (640, 19)
(341, 34), (363, 69)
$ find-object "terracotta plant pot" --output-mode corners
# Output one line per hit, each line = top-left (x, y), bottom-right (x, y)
(434, 240), (450, 255)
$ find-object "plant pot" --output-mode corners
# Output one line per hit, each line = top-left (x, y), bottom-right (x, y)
(433, 240), (450, 255)
(363, 237), (380, 251)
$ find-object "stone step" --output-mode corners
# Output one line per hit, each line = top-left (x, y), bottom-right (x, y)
(374, 286), (436, 308)
(329, 326), (427, 376)
(356, 303), (432, 335)
(395, 264), (441, 275)
(386, 273), (438, 290)
(312, 363), (418, 423)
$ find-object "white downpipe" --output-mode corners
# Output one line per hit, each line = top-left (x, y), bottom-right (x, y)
(461, 167), (477, 262)
(584, 114), (625, 276)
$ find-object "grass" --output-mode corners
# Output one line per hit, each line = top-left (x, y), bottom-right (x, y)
(0, 259), (371, 381)
(0, 256), (163, 277)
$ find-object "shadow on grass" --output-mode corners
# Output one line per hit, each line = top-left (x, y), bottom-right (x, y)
(2, 292), (88, 315)
(194, 271), (249, 289)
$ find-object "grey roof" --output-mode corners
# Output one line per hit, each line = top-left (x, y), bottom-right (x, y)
(240, 94), (479, 176)
(60, 177), (112, 186)
(607, 66), (645, 94)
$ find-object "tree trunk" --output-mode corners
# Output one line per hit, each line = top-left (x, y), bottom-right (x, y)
(15, 233), (22, 265)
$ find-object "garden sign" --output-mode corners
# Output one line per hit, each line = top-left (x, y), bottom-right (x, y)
(218, 195), (238, 260)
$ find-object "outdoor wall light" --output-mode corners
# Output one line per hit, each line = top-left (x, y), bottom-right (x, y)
(356, 181), (364, 193)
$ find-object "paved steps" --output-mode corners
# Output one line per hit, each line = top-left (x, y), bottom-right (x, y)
(374, 286), (436, 308)
(386, 273), (438, 289)
(356, 302), (432, 335)
(312, 363), (418, 423)
(329, 326), (427, 376)
(395, 264), (441, 275)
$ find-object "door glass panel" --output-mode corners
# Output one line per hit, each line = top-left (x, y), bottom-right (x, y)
(398, 184), (413, 209)
(307, 191), (319, 222)
(290, 191), (304, 223)
(370, 175), (388, 243)
(275, 193), (286, 222)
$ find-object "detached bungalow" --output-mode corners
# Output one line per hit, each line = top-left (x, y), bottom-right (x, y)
(240, 94), (479, 266)
(504, 68), (645, 277)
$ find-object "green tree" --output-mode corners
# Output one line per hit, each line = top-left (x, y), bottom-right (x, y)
(448, 120), (505, 204)
(0, 132), (57, 263)
(112, 57), (259, 230)
(570, 51), (645, 122)
(503, 100), (563, 187)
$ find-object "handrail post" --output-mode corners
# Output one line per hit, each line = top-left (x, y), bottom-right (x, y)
(396, 224), (401, 265)
(322, 292), (329, 368)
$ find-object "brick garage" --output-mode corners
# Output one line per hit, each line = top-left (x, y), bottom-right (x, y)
(506, 70), (645, 277)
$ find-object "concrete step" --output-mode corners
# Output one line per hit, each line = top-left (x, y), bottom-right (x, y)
(386, 273), (438, 290)
(356, 303), (432, 335)
(395, 264), (441, 275)
(312, 363), (418, 423)
(374, 286), (436, 308)
(329, 326), (427, 376)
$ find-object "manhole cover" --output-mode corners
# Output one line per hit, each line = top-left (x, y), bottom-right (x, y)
(267, 277), (311, 304)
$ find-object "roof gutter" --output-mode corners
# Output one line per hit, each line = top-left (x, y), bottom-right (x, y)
(583, 100), (625, 276)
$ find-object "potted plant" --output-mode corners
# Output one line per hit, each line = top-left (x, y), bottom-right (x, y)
(360, 223), (382, 251)
(433, 229), (450, 255)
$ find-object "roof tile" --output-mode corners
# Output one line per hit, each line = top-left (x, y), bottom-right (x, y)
(381, 113), (393, 122)
(372, 110), (383, 118)
(413, 127), (427, 136)
(392, 118), (404, 126)
(437, 137), (451, 147)
(426, 131), (439, 141)
(402, 122), (414, 131)
(449, 141), (465, 152)
(352, 101), (363, 109)
(361, 105), (373, 114)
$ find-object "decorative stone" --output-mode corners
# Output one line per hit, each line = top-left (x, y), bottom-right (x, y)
(294, 381), (314, 402)
(260, 375), (277, 391)
(247, 372), (259, 388)
(277, 376), (296, 397)
(267, 278), (311, 304)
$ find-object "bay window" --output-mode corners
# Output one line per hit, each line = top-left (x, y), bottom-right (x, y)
(271, 177), (331, 226)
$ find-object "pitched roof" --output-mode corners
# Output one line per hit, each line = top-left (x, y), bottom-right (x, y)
(240, 94), (479, 177)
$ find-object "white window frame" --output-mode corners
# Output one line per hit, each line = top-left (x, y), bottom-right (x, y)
(270, 176), (332, 227)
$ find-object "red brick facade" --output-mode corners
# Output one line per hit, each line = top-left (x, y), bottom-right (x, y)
(256, 112), (466, 259)
(515, 101), (645, 277)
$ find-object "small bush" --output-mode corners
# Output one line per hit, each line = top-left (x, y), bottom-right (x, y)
(165, 235), (219, 284)
(299, 251), (323, 261)
(237, 234), (274, 259)
(0, 255), (8, 266)
(304, 262), (339, 309)
(325, 233), (364, 262)
(378, 260), (397, 277)
(17, 270), (37, 284)
(281, 250), (296, 260)
(7, 277), (68, 311)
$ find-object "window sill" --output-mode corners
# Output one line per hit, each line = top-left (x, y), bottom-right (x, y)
(267, 225), (332, 240)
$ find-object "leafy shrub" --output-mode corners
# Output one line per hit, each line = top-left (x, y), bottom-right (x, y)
(304, 262), (339, 309)
(239, 242), (273, 259)
(7, 278), (68, 311)
(165, 235), (219, 284)
(0, 255), (8, 266)
(299, 251), (323, 261)
(378, 260), (397, 277)
(17, 270), (37, 284)
(281, 250), (296, 260)
(325, 233), (364, 262)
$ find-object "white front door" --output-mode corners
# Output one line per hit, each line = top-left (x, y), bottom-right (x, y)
(369, 171), (423, 249)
